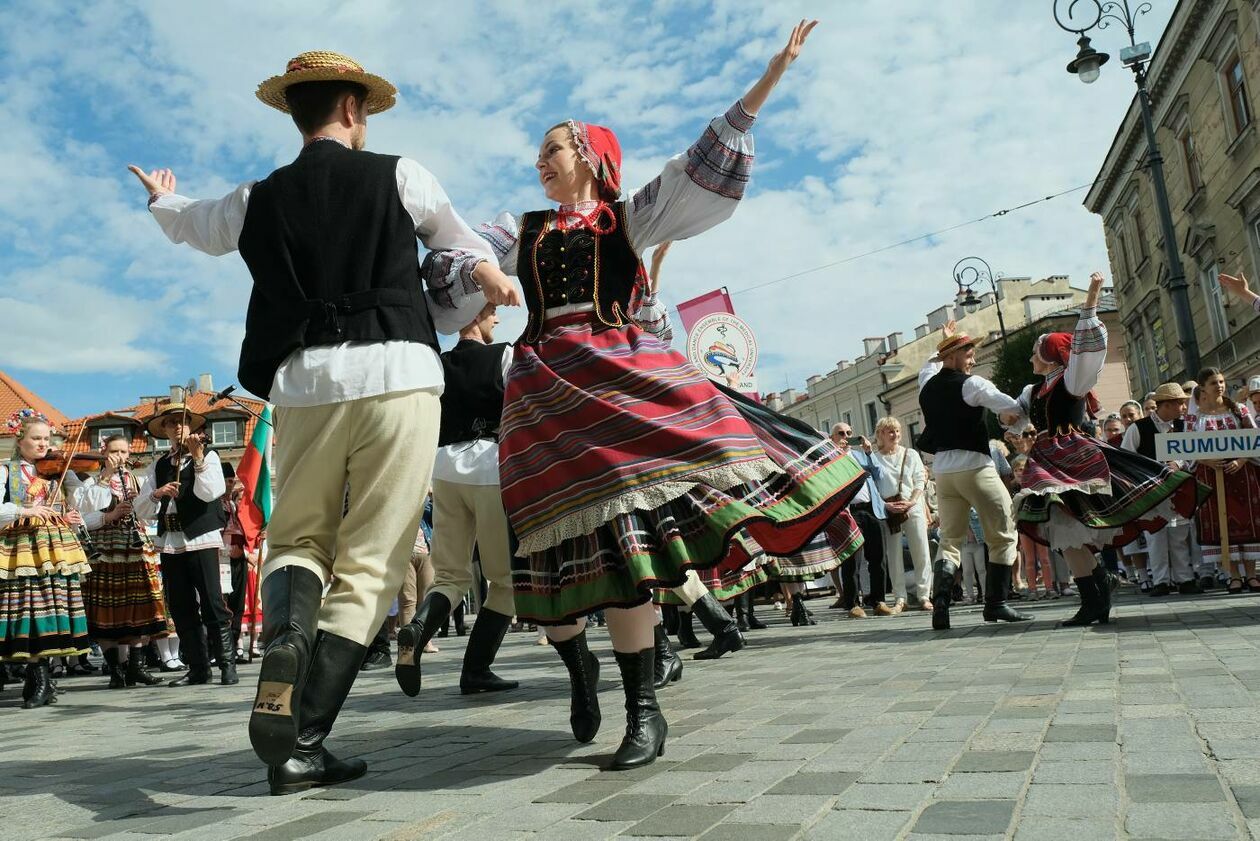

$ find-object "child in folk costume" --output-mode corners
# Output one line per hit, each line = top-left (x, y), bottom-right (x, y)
(76, 435), (169, 688)
(0, 410), (93, 708)
(422, 21), (866, 770)
(1011, 273), (1207, 626)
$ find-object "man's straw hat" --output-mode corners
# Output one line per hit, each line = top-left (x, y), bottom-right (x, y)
(256, 51), (397, 115)
(1152, 382), (1188, 403)
(936, 333), (976, 357)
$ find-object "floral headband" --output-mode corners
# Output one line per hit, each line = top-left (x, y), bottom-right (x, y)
(6, 408), (54, 436)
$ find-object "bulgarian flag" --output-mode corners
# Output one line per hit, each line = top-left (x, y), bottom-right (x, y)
(236, 406), (273, 552)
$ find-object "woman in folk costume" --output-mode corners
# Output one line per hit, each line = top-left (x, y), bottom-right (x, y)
(75, 434), (169, 688)
(1011, 273), (1207, 626)
(0, 410), (93, 708)
(420, 20), (865, 769)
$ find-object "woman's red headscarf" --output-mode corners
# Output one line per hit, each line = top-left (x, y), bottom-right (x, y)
(1035, 331), (1102, 417)
(567, 120), (622, 201)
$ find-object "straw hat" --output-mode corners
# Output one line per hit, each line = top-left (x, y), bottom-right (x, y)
(1152, 382), (1188, 403)
(936, 333), (975, 357)
(148, 403), (207, 439)
(256, 51), (397, 115)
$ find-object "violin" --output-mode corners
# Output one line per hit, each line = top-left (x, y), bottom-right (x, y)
(33, 451), (107, 479)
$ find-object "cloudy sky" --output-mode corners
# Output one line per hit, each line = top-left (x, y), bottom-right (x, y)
(0, 0), (1173, 417)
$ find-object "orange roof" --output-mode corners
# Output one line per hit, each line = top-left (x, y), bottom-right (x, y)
(0, 370), (70, 436)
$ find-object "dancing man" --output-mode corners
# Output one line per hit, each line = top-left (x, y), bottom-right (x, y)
(917, 323), (1030, 629)
(129, 51), (516, 795)
(394, 302), (522, 697)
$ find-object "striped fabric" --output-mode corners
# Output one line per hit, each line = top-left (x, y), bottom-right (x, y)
(0, 518), (92, 659)
(502, 314), (866, 624)
(1016, 433), (1207, 549)
(82, 522), (168, 642)
(1192, 461), (1260, 548)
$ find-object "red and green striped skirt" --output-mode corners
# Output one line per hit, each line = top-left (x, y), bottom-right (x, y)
(0, 518), (91, 660)
(501, 315), (866, 624)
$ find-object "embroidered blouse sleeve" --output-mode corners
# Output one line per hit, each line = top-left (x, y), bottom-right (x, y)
(420, 211), (522, 335)
(73, 476), (114, 531)
(624, 102), (756, 255)
(1064, 306), (1108, 397)
(0, 465), (15, 528)
(148, 183), (254, 257)
(629, 292), (673, 341)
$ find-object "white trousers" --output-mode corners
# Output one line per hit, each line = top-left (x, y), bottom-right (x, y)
(1145, 522), (1195, 586)
(882, 506), (931, 602)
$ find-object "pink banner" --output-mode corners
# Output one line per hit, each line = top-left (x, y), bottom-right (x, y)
(675, 287), (734, 335)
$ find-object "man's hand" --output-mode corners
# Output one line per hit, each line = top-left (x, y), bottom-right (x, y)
(473, 262), (521, 307)
(151, 481), (181, 500)
(999, 412), (1020, 427)
(186, 434), (205, 462)
(127, 165), (176, 200)
(942, 319), (957, 339)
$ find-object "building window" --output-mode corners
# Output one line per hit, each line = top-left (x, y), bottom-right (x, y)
(820, 418), (832, 436)
(210, 420), (239, 447)
(96, 426), (125, 447)
(1129, 325), (1152, 395)
(1180, 127), (1203, 193)
(842, 411), (852, 428)
(152, 436), (171, 451)
(1224, 55), (1253, 135)
(1200, 263), (1230, 344)
(907, 421), (920, 447)
(864, 402), (879, 435)
(1131, 203), (1150, 262)
(1146, 310), (1170, 379)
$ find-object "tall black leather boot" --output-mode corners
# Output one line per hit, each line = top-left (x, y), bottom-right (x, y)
(675, 609), (701, 649)
(982, 563), (1033, 623)
(1053, 574), (1103, 627)
(790, 592), (817, 626)
(552, 629), (601, 743)
(460, 608), (519, 695)
(452, 601), (467, 636)
(267, 632), (368, 796)
(1094, 563), (1114, 622)
(394, 591), (451, 697)
(608, 648), (667, 771)
(652, 624), (683, 689)
(210, 625), (239, 686)
(932, 559), (957, 631)
(744, 592), (767, 630)
(249, 566), (323, 765)
(104, 648), (127, 689)
(691, 593), (745, 660)
(734, 596), (749, 632)
(21, 660), (57, 709)
(126, 648), (163, 687)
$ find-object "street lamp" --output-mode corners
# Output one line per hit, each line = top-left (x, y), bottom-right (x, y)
(1053, 0), (1201, 379)
(953, 256), (1008, 349)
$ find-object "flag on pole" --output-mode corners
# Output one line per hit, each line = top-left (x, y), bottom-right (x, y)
(675, 287), (734, 336)
(236, 406), (272, 552)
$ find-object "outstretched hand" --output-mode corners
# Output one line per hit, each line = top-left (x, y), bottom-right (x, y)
(766, 19), (819, 79)
(1220, 271), (1257, 303)
(127, 165), (176, 199)
(474, 262), (522, 307)
(942, 319), (957, 339)
(1085, 271), (1106, 308)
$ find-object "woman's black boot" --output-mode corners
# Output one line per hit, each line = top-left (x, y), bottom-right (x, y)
(691, 594), (745, 660)
(744, 593), (768, 630)
(790, 593), (817, 626)
(104, 648), (127, 689)
(22, 660), (57, 709)
(126, 649), (163, 687)
(652, 624), (683, 689)
(608, 648), (668, 771)
(551, 630), (601, 743)
(1060, 573), (1106, 627)
(675, 610), (701, 649)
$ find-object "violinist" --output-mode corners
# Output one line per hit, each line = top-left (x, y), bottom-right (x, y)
(132, 403), (233, 687)
(75, 435), (170, 689)
(0, 409), (93, 709)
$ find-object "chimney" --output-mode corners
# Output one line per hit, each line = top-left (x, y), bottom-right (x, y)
(926, 306), (950, 330)
(169, 385), (183, 402)
(862, 337), (886, 356)
(765, 393), (783, 411)
(886, 332), (902, 352)
(781, 388), (797, 405)
(806, 374), (824, 390)
(914, 324), (929, 339)
(198, 373), (214, 394)
(836, 360), (850, 372)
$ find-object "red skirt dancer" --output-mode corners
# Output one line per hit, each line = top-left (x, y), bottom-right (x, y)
(1186, 407), (1260, 567)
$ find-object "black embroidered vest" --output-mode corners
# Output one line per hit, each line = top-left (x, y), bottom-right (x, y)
(917, 368), (989, 456)
(153, 454), (226, 540)
(1028, 376), (1089, 433)
(438, 340), (509, 447)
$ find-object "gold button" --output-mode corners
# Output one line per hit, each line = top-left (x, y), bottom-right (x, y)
(560, 263), (566, 269)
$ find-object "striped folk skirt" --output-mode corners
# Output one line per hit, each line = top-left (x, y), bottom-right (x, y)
(1015, 432), (1208, 550)
(82, 523), (169, 643)
(1192, 461), (1260, 563)
(0, 517), (91, 661)
(499, 315), (866, 624)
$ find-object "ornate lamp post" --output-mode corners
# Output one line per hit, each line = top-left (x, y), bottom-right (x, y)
(1054, 0), (1200, 378)
(953, 256), (1008, 349)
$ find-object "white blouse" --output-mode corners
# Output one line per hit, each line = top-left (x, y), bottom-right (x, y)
(870, 447), (926, 504)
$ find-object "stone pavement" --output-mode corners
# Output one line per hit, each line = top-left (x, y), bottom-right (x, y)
(3, 589), (1260, 841)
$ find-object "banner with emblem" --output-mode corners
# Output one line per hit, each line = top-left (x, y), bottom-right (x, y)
(686, 311), (759, 396)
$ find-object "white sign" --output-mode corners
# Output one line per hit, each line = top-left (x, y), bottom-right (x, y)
(686, 312), (759, 393)
(1155, 428), (1260, 461)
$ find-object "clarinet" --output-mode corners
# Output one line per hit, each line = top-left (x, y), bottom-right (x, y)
(116, 465), (149, 550)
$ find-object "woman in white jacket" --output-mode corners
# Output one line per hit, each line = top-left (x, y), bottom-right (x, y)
(872, 417), (932, 612)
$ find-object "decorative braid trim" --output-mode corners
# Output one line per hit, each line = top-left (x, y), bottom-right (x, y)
(514, 457), (781, 556)
(0, 560), (92, 580)
(1011, 478), (1112, 510)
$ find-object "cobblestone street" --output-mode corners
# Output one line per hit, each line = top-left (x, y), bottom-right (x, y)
(3, 590), (1260, 841)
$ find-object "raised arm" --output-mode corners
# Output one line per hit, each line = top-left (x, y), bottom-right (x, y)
(1063, 272), (1109, 397)
(625, 21), (818, 252)
(129, 166), (252, 257)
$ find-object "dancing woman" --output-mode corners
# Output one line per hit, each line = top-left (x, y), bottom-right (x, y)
(1011, 273), (1207, 626)
(417, 20), (866, 769)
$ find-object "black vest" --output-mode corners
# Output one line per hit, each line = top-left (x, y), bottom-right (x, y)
(236, 141), (438, 399)
(1028, 375), (1090, 433)
(1132, 415), (1183, 459)
(439, 340), (509, 447)
(154, 454), (226, 540)
(917, 368), (990, 456)
(516, 202), (641, 342)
